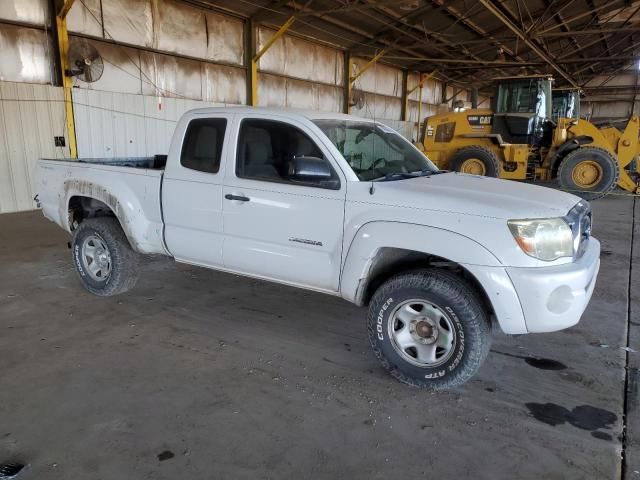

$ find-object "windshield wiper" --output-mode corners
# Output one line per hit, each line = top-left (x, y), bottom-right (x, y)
(369, 172), (415, 182)
(374, 169), (443, 182)
(410, 168), (444, 176)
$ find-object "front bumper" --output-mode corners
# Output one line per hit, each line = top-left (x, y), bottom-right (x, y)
(506, 238), (600, 333)
(463, 238), (600, 334)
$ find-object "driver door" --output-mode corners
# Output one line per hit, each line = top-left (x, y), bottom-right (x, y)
(222, 115), (347, 292)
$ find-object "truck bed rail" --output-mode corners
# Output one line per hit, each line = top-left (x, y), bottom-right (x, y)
(40, 155), (167, 170)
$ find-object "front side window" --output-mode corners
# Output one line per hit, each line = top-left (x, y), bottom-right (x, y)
(313, 120), (437, 181)
(236, 119), (339, 189)
(181, 118), (227, 173)
(496, 80), (538, 113)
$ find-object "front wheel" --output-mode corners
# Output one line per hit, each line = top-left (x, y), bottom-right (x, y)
(72, 217), (139, 296)
(449, 145), (501, 177)
(367, 269), (491, 390)
(557, 146), (619, 200)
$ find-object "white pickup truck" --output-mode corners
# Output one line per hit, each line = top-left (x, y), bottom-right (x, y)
(35, 107), (600, 390)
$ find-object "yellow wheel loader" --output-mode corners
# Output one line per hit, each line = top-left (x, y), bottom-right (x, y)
(417, 76), (640, 200)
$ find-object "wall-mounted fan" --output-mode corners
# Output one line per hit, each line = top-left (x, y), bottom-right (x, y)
(349, 88), (365, 110)
(66, 38), (104, 83)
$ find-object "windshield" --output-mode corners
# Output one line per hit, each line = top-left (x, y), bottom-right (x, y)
(313, 120), (437, 181)
(495, 79), (551, 118)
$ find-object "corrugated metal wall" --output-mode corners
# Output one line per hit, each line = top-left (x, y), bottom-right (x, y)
(66, 0), (247, 158)
(73, 89), (224, 157)
(0, 0), (472, 213)
(0, 80), (69, 213)
(256, 26), (344, 114)
(582, 73), (640, 122)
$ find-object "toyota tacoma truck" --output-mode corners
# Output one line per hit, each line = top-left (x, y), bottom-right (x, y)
(35, 107), (600, 390)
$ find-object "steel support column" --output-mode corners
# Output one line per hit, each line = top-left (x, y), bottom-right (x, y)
(250, 15), (295, 106)
(400, 70), (408, 121)
(57, 0), (76, 19)
(346, 50), (386, 114)
(343, 51), (351, 114)
(56, 0), (77, 158)
(404, 70), (437, 138)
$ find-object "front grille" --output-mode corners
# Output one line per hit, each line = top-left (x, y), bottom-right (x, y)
(564, 200), (592, 259)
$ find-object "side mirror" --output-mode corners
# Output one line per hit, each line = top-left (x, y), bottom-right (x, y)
(289, 156), (339, 189)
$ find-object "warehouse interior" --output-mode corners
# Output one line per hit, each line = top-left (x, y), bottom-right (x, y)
(1, 0), (640, 478)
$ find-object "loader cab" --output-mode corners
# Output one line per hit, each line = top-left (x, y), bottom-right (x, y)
(552, 88), (581, 121)
(491, 75), (553, 146)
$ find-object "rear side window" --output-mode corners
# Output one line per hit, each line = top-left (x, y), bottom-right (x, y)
(181, 118), (227, 173)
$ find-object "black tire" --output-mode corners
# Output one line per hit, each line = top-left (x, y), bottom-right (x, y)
(367, 269), (491, 390)
(71, 217), (139, 296)
(557, 146), (619, 200)
(449, 145), (501, 177)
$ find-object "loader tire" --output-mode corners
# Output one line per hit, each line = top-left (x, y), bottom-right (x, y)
(557, 146), (619, 200)
(72, 217), (139, 296)
(450, 145), (501, 178)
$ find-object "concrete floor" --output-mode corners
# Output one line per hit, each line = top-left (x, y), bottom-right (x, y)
(0, 195), (637, 479)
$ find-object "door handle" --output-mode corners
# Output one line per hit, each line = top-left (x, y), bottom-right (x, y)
(225, 193), (250, 202)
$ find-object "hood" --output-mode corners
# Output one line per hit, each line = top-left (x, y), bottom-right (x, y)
(369, 172), (582, 220)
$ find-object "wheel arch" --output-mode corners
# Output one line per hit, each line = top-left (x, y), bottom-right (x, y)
(356, 246), (495, 320)
(64, 180), (139, 251)
(343, 222), (496, 306)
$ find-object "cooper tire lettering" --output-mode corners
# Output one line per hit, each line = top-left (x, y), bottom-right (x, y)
(74, 245), (85, 277)
(377, 297), (394, 340)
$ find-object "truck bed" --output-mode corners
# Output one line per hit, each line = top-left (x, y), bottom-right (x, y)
(35, 157), (167, 255)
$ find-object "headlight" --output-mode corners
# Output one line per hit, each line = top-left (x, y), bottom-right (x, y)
(507, 218), (574, 261)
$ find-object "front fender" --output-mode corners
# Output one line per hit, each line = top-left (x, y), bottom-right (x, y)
(340, 221), (528, 334)
(340, 221), (501, 302)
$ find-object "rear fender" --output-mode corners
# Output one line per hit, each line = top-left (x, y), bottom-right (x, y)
(63, 180), (143, 252)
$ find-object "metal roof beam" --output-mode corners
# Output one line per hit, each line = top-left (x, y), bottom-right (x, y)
(534, 0), (625, 35)
(540, 27), (640, 37)
(560, 55), (640, 63)
(478, 0), (580, 88)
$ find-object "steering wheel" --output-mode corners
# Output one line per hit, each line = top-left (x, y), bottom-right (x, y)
(371, 157), (387, 170)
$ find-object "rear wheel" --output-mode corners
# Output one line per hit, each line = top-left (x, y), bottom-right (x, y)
(449, 145), (501, 177)
(557, 146), (619, 200)
(367, 269), (492, 390)
(72, 218), (139, 296)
